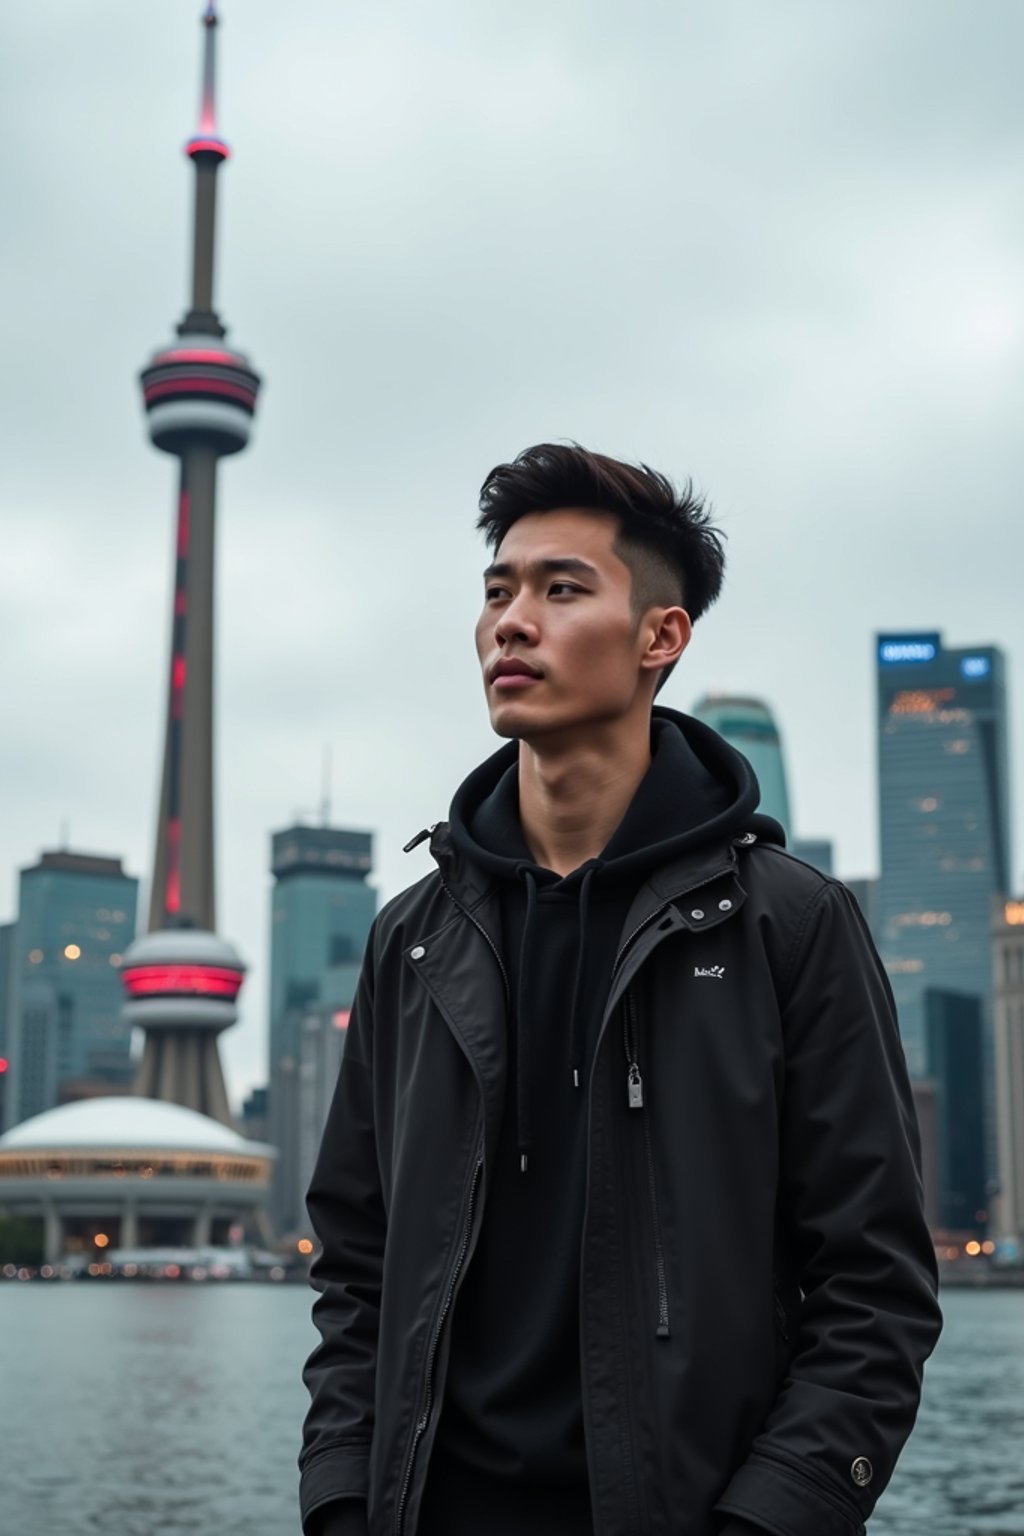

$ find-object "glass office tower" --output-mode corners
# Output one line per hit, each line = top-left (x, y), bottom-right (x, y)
(267, 824), (376, 1235)
(876, 632), (1010, 1180)
(8, 852), (139, 1127)
(692, 695), (792, 839)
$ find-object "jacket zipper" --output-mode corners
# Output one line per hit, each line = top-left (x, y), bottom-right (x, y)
(623, 989), (670, 1338)
(439, 877), (511, 1006)
(395, 1145), (484, 1536)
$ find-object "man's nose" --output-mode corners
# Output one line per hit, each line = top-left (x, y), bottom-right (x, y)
(494, 593), (539, 646)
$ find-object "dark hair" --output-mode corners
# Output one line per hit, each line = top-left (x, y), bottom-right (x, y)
(477, 442), (726, 624)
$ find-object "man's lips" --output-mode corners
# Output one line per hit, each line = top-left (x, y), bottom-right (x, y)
(489, 658), (543, 688)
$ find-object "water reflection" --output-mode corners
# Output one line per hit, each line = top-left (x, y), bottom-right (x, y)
(0, 1283), (1021, 1534)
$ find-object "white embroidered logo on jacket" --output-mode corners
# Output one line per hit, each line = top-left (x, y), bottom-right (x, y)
(693, 965), (725, 979)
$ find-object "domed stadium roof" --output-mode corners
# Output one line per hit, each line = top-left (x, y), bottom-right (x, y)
(0, 1097), (272, 1158)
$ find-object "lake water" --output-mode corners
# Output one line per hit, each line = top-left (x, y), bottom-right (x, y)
(1, 1282), (1021, 1535)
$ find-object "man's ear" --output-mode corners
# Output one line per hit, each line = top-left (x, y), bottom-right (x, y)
(640, 606), (691, 677)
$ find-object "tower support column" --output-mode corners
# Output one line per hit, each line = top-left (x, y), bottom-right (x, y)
(43, 1202), (64, 1266)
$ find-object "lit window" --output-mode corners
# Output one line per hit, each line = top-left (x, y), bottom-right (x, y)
(64, 944), (82, 960)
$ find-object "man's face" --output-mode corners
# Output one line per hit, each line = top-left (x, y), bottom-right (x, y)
(475, 508), (658, 743)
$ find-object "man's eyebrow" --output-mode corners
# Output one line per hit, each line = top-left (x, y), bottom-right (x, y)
(482, 557), (600, 581)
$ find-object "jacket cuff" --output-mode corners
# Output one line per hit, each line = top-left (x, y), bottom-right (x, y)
(299, 1446), (370, 1535)
(715, 1454), (864, 1536)
(308, 1499), (369, 1536)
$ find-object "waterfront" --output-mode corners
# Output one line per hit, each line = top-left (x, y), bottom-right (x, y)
(1, 1284), (1021, 1535)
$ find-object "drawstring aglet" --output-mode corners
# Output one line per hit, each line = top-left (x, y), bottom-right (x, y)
(520, 1153), (529, 1174)
(573, 1067), (580, 1089)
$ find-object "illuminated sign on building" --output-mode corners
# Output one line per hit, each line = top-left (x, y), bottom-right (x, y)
(888, 688), (955, 715)
(878, 635), (941, 665)
(961, 656), (991, 679)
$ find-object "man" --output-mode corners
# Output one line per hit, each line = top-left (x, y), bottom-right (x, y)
(299, 443), (941, 1536)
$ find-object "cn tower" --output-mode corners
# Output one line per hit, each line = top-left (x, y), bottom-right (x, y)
(120, 3), (261, 1126)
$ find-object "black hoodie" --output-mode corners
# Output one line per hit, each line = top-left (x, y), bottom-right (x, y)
(416, 709), (777, 1536)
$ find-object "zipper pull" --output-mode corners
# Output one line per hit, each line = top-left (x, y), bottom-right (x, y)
(403, 824), (437, 853)
(627, 1063), (644, 1110)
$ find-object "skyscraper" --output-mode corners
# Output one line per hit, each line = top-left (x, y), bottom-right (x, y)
(268, 824), (376, 1234)
(119, 2), (261, 1125)
(6, 852), (138, 1128)
(876, 631), (1010, 1178)
(923, 988), (986, 1235)
(991, 898), (1024, 1258)
(692, 695), (792, 837)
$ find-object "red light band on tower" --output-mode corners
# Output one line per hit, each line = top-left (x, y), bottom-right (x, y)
(144, 377), (257, 408)
(154, 349), (238, 367)
(171, 656), (187, 719)
(121, 963), (244, 1000)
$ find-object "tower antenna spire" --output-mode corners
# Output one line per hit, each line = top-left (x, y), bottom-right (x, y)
(198, 2), (220, 138)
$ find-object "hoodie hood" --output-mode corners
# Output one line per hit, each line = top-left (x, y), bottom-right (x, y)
(449, 704), (783, 884)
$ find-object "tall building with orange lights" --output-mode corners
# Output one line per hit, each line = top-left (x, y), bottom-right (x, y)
(992, 898), (1024, 1258)
(119, 2), (261, 1126)
(876, 631), (1010, 1186)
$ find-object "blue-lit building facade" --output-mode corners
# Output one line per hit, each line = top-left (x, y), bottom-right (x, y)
(876, 632), (1010, 1184)
(267, 824), (376, 1235)
(692, 695), (792, 839)
(5, 852), (139, 1130)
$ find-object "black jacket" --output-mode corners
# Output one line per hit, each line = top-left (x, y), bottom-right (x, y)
(300, 713), (942, 1536)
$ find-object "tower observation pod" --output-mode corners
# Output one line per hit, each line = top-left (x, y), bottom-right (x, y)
(127, 3), (261, 1125)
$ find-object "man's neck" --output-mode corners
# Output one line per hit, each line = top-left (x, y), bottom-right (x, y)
(517, 720), (653, 877)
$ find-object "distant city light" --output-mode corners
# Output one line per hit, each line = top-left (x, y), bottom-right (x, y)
(28, 949), (43, 964)
(1004, 902), (1024, 926)
(64, 943), (82, 960)
(0, 1058), (7, 1074)
(297, 1238), (314, 1255)
(961, 656), (991, 679)
(964, 1240), (982, 1256)
(332, 1010), (351, 1030)
(93, 1233), (110, 1249)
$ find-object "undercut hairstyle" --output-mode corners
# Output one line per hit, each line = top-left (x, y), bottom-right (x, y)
(477, 442), (725, 623)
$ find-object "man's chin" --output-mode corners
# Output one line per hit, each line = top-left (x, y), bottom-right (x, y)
(487, 703), (573, 744)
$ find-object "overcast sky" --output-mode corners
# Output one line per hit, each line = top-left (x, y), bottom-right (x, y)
(3, 1), (1023, 1110)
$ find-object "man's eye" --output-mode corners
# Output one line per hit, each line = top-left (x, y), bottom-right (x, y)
(484, 585), (509, 601)
(549, 582), (583, 596)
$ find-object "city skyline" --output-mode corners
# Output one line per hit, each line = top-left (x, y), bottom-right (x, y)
(5, 1), (1024, 1107)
